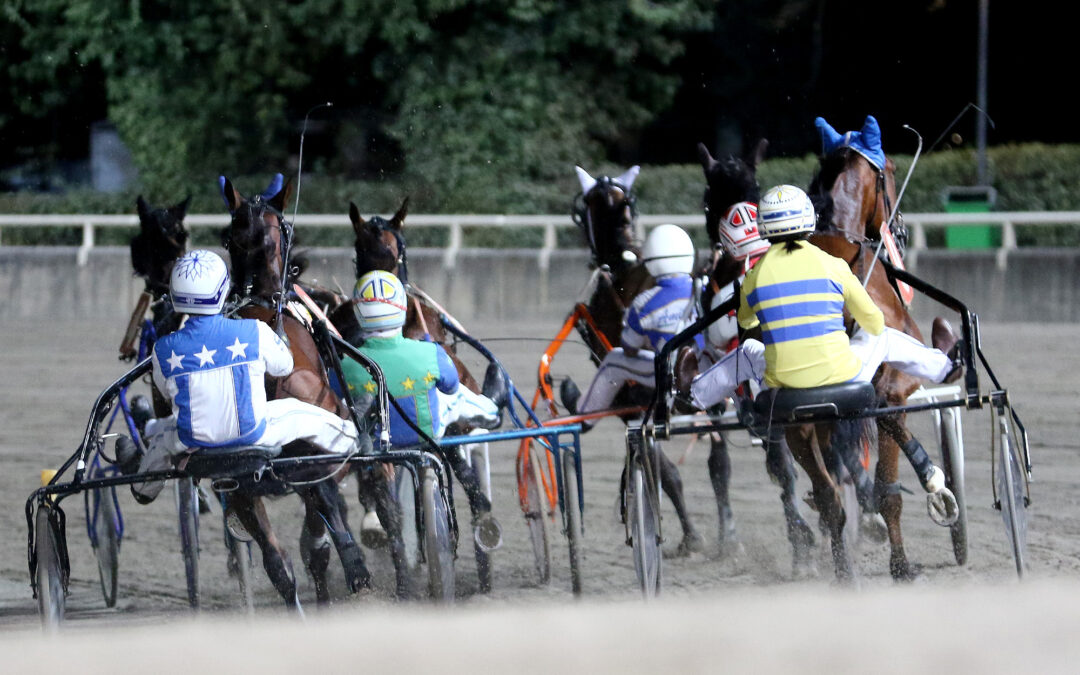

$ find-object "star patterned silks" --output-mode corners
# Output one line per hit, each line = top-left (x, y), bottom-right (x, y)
(226, 337), (249, 360)
(195, 344), (217, 366)
(166, 350), (185, 371)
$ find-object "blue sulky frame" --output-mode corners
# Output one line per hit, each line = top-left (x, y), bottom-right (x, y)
(27, 315), (587, 623)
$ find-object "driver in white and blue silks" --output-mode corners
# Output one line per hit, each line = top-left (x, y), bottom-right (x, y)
(563, 224), (704, 430)
(122, 250), (361, 502)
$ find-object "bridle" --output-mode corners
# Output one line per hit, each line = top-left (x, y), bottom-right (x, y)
(224, 195), (294, 317)
(572, 177), (639, 268)
(355, 216), (409, 287)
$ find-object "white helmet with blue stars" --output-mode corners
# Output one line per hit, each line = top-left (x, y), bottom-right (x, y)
(169, 250), (230, 315)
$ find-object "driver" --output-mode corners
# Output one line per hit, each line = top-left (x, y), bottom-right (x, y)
(686, 185), (964, 496)
(562, 223), (704, 429)
(118, 250), (363, 503)
(339, 270), (506, 552)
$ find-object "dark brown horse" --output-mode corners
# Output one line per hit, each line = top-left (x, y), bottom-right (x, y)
(567, 165), (707, 555)
(328, 199), (495, 512)
(697, 142), (818, 569)
(121, 196), (190, 416)
(219, 175), (384, 606)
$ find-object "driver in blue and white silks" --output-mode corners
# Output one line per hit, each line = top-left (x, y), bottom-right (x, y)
(126, 250), (361, 502)
(566, 224), (703, 429)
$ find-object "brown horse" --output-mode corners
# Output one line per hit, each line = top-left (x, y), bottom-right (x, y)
(697, 142), (818, 569)
(566, 165), (707, 555)
(808, 142), (949, 580)
(329, 199), (494, 489)
(782, 232), (940, 581)
(219, 175), (386, 605)
(808, 145), (906, 255)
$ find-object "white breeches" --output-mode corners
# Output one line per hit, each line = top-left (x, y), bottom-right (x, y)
(578, 348), (656, 414)
(849, 326), (953, 383)
(690, 339), (766, 410)
(689, 327), (952, 411)
(434, 387), (500, 437)
(133, 399), (359, 501)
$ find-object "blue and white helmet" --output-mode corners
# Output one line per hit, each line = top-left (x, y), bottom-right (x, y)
(354, 270), (408, 333)
(758, 185), (816, 240)
(169, 250), (230, 315)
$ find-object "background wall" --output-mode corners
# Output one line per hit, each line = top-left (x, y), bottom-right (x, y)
(0, 247), (1072, 328)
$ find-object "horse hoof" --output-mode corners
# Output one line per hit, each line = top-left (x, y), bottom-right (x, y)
(664, 532), (705, 558)
(716, 538), (746, 561)
(927, 489), (959, 527)
(860, 512), (889, 544)
(792, 556), (818, 580)
(360, 509), (389, 549)
(890, 556), (924, 582)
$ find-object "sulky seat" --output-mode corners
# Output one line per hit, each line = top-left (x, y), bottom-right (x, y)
(753, 382), (877, 423)
(179, 444), (283, 480)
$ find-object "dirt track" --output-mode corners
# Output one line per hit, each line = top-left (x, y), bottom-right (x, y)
(0, 316), (1077, 669)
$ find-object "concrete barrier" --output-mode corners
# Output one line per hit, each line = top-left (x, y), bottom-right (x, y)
(1, 246), (1076, 324)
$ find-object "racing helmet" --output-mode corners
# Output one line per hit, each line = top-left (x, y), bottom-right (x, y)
(641, 224), (695, 277)
(717, 202), (770, 261)
(353, 270), (408, 333)
(758, 185), (816, 240)
(169, 250), (230, 315)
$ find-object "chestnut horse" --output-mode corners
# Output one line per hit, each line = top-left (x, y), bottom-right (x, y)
(808, 145), (907, 258)
(567, 166), (707, 555)
(219, 176), (384, 605)
(697, 141), (818, 569)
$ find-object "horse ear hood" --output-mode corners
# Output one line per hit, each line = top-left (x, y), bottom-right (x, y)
(574, 166), (597, 195)
(220, 176), (244, 213)
(616, 165), (640, 191)
(267, 176), (293, 214)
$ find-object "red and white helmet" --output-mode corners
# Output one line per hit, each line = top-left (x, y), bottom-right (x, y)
(717, 202), (770, 261)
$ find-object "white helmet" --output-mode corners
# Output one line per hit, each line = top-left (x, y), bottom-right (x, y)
(170, 250), (230, 315)
(353, 270), (407, 333)
(642, 224), (695, 277)
(758, 185), (816, 240)
(718, 202), (770, 261)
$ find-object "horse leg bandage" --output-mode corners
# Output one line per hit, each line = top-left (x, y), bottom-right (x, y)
(900, 437), (934, 487)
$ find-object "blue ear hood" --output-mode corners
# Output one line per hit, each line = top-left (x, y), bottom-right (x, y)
(815, 115), (886, 172)
(219, 173), (285, 211)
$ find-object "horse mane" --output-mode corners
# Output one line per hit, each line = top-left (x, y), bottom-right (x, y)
(808, 147), (857, 233)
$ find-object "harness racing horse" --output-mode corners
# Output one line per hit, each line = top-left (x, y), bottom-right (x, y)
(696, 142), (818, 569)
(569, 165), (705, 555)
(120, 196), (190, 415)
(220, 175), (386, 605)
(807, 145), (947, 580)
(328, 199), (497, 540)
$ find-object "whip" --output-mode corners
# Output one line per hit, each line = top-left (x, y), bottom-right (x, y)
(862, 124), (923, 288)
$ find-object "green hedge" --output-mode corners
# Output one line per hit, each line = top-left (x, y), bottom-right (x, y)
(4, 143), (1080, 246)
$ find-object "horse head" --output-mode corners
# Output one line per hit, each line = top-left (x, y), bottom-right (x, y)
(220, 175), (294, 303)
(697, 140), (766, 249)
(573, 165), (640, 273)
(350, 197), (410, 284)
(808, 116), (899, 243)
(131, 195), (190, 293)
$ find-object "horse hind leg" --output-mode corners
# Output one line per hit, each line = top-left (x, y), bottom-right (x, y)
(659, 449), (704, 556)
(230, 493), (303, 610)
(706, 430), (741, 558)
(358, 466), (413, 599)
(789, 425), (854, 583)
(762, 426), (815, 575)
(300, 480), (372, 601)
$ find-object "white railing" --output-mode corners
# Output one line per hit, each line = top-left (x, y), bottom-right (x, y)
(0, 211), (1077, 268)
